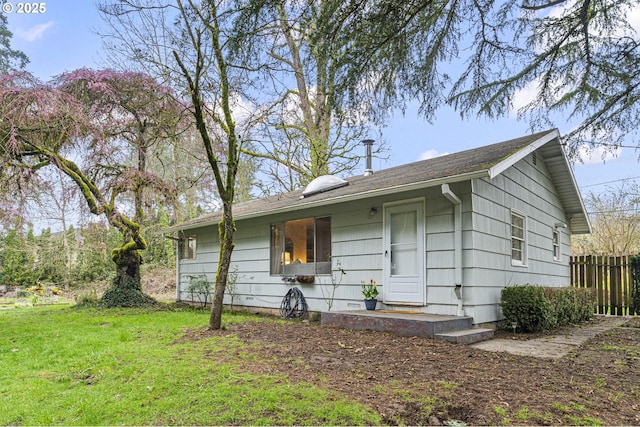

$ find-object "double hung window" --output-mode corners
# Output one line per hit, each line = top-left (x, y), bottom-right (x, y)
(552, 229), (561, 261)
(181, 235), (197, 259)
(511, 212), (526, 266)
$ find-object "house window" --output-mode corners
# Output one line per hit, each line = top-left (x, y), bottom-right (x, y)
(511, 212), (527, 266)
(181, 235), (197, 260)
(270, 216), (331, 275)
(552, 229), (561, 261)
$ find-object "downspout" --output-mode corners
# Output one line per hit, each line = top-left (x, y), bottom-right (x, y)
(441, 184), (464, 316)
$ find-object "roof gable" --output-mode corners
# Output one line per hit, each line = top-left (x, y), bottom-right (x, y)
(168, 129), (590, 234)
(487, 129), (560, 179)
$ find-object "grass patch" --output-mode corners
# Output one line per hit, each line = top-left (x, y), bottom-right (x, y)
(565, 415), (603, 426)
(599, 344), (640, 359)
(493, 404), (510, 425)
(0, 294), (75, 308)
(0, 305), (380, 425)
(515, 406), (553, 424)
(551, 401), (603, 426)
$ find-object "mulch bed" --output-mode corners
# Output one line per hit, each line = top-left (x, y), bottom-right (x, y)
(187, 316), (640, 425)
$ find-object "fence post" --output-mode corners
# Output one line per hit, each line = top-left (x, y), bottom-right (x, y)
(610, 256), (620, 315)
(571, 253), (638, 316)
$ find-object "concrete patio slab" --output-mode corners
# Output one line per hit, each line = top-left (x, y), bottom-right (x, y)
(470, 315), (630, 358)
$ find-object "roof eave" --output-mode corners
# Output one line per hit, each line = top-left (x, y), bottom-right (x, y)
(554, 144), (592, 235)
(487, 129), (560, 179)
(165, 169), (491, 233)
(486, 128), (591, 235)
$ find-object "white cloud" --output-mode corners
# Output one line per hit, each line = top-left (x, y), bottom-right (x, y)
(546, 0), (639, 41)
(624, 6), (640, 40)
(15, 21), (55, 42)
(419, 149), (449, 161)
(510, 78), (540, 117)
(576, 144), (621, 165)
(546, 0), (576, 19)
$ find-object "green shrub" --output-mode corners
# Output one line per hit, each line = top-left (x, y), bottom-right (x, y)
(501, 285), (553, 332)
(544, 287), (594, 325)
(74, 288), (100, 307)
(185, 274), (212, 307)
(101, 286), (157, 308)
(17, 289), (32, 298)
(501, 285), (594, 332)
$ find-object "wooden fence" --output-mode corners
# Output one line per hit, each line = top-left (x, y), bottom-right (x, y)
(570, 255), (638, 316)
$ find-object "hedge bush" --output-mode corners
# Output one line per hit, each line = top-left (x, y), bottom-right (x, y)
(101, 286), (157, 308)
(501, 285), (594, 332)
(501, 285), (551, 332)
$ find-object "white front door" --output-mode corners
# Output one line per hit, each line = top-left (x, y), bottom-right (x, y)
(383, 201), (425, 304)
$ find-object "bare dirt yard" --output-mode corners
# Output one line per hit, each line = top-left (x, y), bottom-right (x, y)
(193, 315), (640, 426)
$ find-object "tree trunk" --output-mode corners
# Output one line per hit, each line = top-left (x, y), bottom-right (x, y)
(209, 203), (235, 329)
(101, 246), (156, 307)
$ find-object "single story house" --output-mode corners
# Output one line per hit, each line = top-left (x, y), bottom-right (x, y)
(166, 129), (590, 325)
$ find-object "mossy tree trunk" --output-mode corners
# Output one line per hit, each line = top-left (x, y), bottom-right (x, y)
(209, 203), (235, 329)
(100, 211), (156, 307)
(2, 71), (176, 307)
(49, 152), (156, 307)
(173, 0), (240, 330)
(102, 245), (155, 307)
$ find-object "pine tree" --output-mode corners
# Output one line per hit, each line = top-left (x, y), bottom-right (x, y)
(0, 228), (38, 288)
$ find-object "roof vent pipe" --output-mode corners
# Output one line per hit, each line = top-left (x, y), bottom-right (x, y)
(363, 139), (374, 176)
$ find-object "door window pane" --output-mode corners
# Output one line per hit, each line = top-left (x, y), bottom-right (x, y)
(390, 211), (417, 244)
(390, 211), (417, 275)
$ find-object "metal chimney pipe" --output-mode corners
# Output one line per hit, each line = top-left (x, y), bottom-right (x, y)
(363, 139), (374, 176)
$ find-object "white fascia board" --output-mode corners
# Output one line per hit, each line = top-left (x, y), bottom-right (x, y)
(553, 141), (593, 234)
(485, 128), (591, 234)
(237, 169), (491, 221)
(168, 169), (491, 232)
(487, 129), (560, 179)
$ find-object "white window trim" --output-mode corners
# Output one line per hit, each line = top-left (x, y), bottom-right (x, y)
(181, 235), (197, 260)
(511, 210), (527, 267)
(269, 216), (332, 276)
(552, 228), (561, 262)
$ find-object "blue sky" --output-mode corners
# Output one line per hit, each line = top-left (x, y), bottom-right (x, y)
(4, 0), (637, 199)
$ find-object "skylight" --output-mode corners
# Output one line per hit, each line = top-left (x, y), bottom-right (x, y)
(302, 175), (348, 198)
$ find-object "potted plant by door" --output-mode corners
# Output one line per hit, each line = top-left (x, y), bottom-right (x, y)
(361, 280), (379, 310)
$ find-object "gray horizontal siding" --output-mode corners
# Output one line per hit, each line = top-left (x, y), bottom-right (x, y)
(174, 154), (573, 325)
(177, 199), (388, 312)
(467, 154), (570, 317)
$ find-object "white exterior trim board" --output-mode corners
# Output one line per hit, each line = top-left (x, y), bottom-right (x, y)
(487, 129), (560, 179)
(169, 170), (490, 232)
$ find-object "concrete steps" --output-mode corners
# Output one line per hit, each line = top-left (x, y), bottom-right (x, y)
(435, 328), (495, 345)
(321, 310), (493, 345)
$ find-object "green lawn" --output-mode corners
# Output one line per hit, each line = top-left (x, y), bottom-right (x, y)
(0, 305), (380, 426)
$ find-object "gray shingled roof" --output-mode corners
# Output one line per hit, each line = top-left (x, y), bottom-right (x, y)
(167, 129), (590, 234)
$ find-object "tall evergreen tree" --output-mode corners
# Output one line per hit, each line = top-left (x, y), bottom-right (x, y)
(0, 228), (38, 288)
(0, 13), (28, 74)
